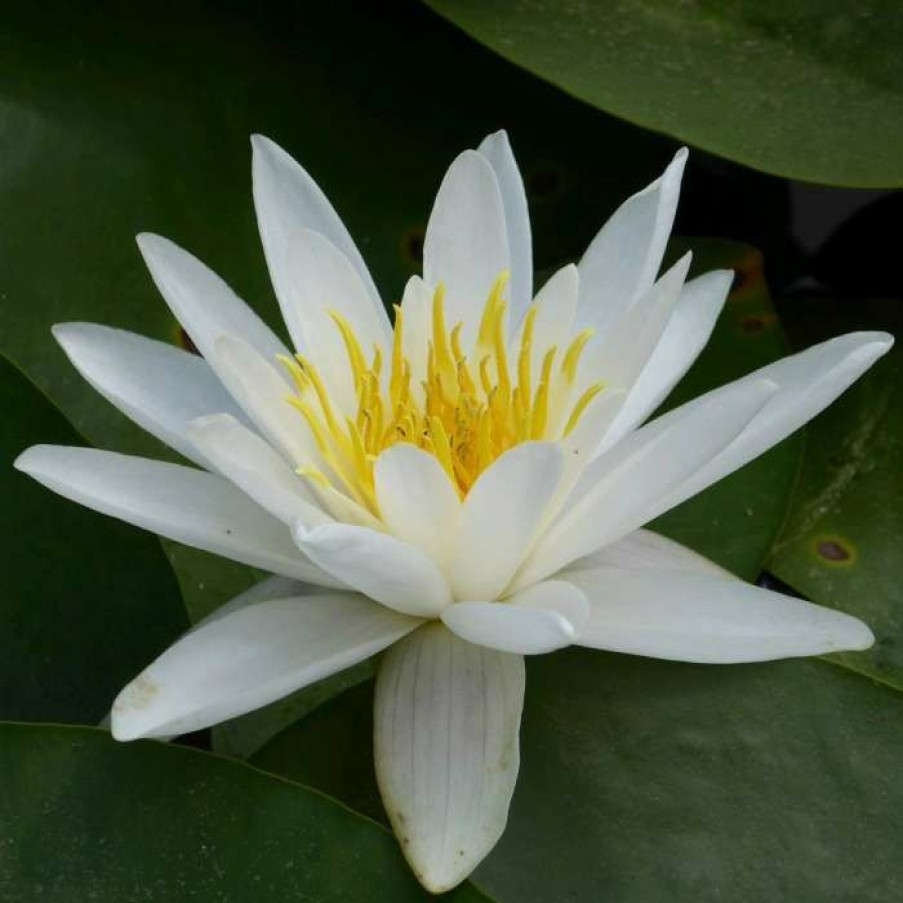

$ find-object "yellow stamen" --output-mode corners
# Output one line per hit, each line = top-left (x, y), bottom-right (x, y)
(280, 270), (605, 509)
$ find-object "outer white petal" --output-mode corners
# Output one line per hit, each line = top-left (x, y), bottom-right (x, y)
(449, 442), (563, 601)
(374, 444), (460, 567)
(194, 574), (320, 629)
(564, 528), (728, 576)
(657, 331), (894, 512)
(423, 150), (510, 349)
(187, 414), (330, 527)
(261, 228), (391, 412)
(251, 134), (384, 326)
(441, 580), (588, 654)
(515, 379), (776, 588)
(212, 335), (320, 467)
(374, 624), (525, 893)
(576, 148), (687, 337)
(53, 323), (247, 469)
(601, 269), (732, 449)
(14, 445), (340, 586)
(136, 233), (289, 375)
(292, 522), (453, 617)
(477, 130), (532, 320)
(112, 593), (419, 740)
(566, 566), (874, 663)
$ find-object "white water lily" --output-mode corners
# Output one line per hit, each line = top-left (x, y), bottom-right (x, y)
(15, 132), (890, 892)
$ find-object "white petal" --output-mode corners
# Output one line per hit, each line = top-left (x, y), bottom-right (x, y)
(374, 444), (460, 567)
(449, 442), (563, 601)
(477, 130), (532, 320)
(187, 414), (330, 527)
(398, 275), (433, 405)
(136, 233), (289, 374)
(212, 335), (320, 467)
(53, 323), (247, 469)
(374, 624), (524, 893)
(260, 228), (391, 412)
(584, 251), (692, 393)
(576, 148), (687, 337)
(564, 528), (728, 577)
(113, 593), (418, 740)
(515, 379), (777, 588)
(658, 331), (894, 511)
(298, 475), (385, 531)
(14, 445), (340, 586)
(251, 134), (383, 330)
(293, 522), (453, 617)
(423, 150), (510, 349)
(601, 269), (732, 448)
(441, 580), (588, 654)
(567, 566), (874, 663)
(510, 264), (578, 386)
(195, 574), (319, 629)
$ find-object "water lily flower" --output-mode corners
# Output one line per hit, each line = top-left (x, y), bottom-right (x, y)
(15, 132), (891, 893)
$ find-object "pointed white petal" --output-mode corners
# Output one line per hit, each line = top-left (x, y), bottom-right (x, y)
(260, 228), (391, 412)
(423, 150), (510, 348)
(576, 148), (687, 337)
(212, 335), (320, 467)
(567, 566), (874, 663)
(374, 624), (524, 893)
(187, 414), (330, 527)
(478, 130), (532, 320)
(449, 442), (563, 601)
(442, 580), (587, 654)
(515, 379), (776, 588)
(251, 134), (383, 327)
(510, 264), (578, 385)
(659, 331), (894, 511)
(564, 528), (728, 576)
(136, 233), (289, 374)
(601, 269), (732, 448)
(374, 444), (460, 567)
(53, 323), (246, 469)
(585, 251), (692, 393)
(14, 445), (340, 586)
(293, 522), (453, 617)
(398, 275), (433, 404)
(113, 593), (418, 740)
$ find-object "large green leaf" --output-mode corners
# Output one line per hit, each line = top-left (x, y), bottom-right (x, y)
(253, 649), (903, 903)
(425, 0), (903, 187)
(0, 357), (187, 724)
(652, 240), (799, 579)
(0, 723), (491, 903)
(768, 297), (903, 689)
(0, 0), (672, 617)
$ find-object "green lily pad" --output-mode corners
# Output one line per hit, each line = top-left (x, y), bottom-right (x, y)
(253, 649), (903, 903)
(424, 0), (903, 187)
(0, 722), (491, 903)
(0, 356), (187, 724)
(768, 296), (903, 689)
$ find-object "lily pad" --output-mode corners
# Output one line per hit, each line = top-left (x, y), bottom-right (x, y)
(768, 296), (903, 689)
(0, 722), (491, 903)
(425, 0), (903, 187)
(0, 356), (187, 724)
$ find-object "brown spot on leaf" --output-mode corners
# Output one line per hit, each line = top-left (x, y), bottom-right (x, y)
(813, 535), (857, 567)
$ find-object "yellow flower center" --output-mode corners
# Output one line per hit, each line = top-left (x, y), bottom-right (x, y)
(280, 272), (603, 516)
